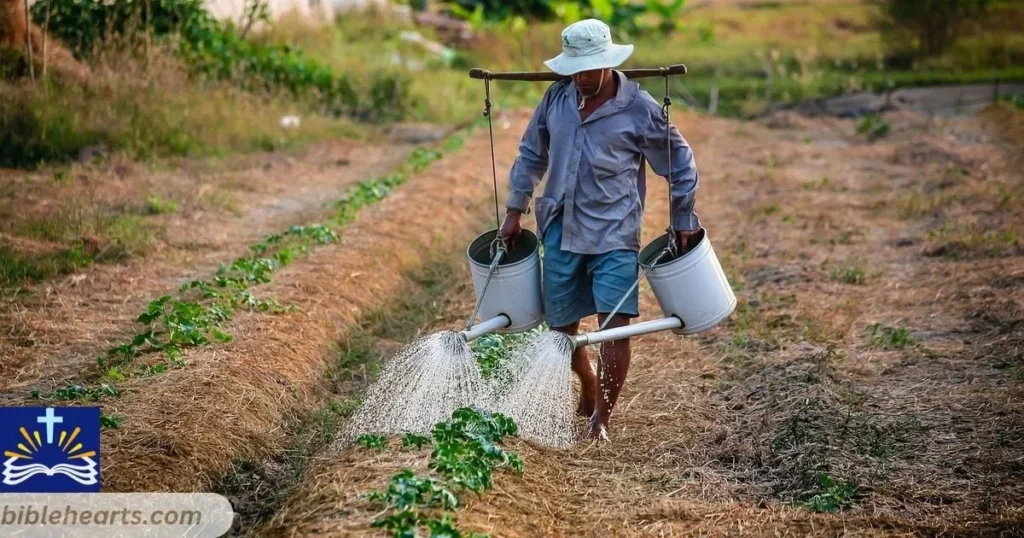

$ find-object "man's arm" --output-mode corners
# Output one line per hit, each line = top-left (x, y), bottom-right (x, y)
(501, 87), (553, 240)
(507, 93), (552, 214)
(638, 101), (701, 247)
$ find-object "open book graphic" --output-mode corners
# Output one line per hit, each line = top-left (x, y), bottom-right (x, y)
(2, 457), (98, 486)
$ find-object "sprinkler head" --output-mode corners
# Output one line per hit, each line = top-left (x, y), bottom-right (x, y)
(439, 330), (469, 354)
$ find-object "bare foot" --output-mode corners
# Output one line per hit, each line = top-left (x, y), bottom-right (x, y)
(587, 414), (609, 441)
(576, 398), (594, 418)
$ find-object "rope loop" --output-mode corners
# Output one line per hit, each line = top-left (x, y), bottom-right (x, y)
(663, 73), (676, 252)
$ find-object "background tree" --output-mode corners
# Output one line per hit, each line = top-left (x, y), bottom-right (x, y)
(875, 0), (992, 58)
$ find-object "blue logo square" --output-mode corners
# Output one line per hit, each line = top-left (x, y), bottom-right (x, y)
(0, 407), (101, 493)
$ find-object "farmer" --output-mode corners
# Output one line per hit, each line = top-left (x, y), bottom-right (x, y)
(499, 19), (700, 440)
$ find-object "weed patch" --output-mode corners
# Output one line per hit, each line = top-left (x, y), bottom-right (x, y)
(0, 244), (92, 289)
(856, 114), (891, 141)
(144, 195), (178, 215)
(830, 262), (868, 285)
(865, 323), (913, 348)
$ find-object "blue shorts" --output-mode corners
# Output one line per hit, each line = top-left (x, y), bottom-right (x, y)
(542, 217), (640, 328)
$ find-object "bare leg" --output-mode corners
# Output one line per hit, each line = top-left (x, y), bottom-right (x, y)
(590, 313), (631, 438)
(552, 321), (596, 419)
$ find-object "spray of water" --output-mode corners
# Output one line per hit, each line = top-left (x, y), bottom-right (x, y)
(345, 330), (486, 437)
(491, 332), (577, 447)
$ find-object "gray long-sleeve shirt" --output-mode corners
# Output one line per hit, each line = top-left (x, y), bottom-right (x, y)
(507, 70), (700, 255)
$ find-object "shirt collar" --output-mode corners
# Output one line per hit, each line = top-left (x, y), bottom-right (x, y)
(574, 70), (635, 125)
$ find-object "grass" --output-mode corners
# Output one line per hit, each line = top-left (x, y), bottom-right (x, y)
(856, 113), (891, 140)
(830, 262), (868, 285)
(1, 47), (364, 169)
(1, 201), (164, 291)
(865, 323), (913, 349)
(924, 225), (1020, 260)
(144, 195), (178, 215)
(0, 244), (92, 288)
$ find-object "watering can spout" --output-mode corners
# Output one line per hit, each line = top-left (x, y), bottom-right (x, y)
(570, 316), (684, 349)
(459, 314), (512, 343)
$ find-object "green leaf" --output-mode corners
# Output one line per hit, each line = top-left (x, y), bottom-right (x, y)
(101, 414), (124, 429)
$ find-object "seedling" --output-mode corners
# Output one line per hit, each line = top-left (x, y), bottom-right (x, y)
(355, 433), (388, 450)
(472, 326), (545, 377)
(803, 473), (858, 513)
(101, 414), (125, 429)
(46, 383), (120, 401)
(364, 408), (520, 537)
(402, 432), (432, 450)
(368, 470), (459, 510)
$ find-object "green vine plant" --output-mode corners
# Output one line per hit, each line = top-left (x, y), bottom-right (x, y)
(359, 408), (522, 538)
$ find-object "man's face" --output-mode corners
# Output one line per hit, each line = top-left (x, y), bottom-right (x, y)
(572, 68), (608, 96)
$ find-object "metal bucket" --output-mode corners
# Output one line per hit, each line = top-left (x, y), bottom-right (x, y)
(639, 229), (736, 335)
(467, 229), (544, 333)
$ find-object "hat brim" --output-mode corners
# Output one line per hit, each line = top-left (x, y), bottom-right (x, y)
(543, 43), (634, 76)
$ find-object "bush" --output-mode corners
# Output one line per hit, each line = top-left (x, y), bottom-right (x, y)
(0, 85), (103, 168)
(29, 0), (217, 58)
(447, 0), (559, 21)
(875, 0), (992, 57)
(444, 0), (662, 36)
(29, 0), (369, 115)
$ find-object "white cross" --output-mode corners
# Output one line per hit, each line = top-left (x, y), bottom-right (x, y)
(37, 408), (63, 445)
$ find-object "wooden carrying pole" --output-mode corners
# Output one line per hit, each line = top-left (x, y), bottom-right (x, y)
(469, 64), (687, 81)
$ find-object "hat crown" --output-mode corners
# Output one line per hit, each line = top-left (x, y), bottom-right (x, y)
(560, 19), (613, 58)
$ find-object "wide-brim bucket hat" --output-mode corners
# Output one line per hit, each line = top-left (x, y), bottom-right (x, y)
(544, 19), (634, 76)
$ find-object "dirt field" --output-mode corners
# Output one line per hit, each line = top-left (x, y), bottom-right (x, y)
(1, 104), (1021, 536)
(258, 110), (1024, 536)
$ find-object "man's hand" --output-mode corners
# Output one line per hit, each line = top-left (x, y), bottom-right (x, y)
(675, 229), (701, 253)
(500, 210), (523, 248)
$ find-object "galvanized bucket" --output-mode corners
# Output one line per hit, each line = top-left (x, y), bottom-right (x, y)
(467, 229), (544, 333)
(639, 229), (736, 335)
